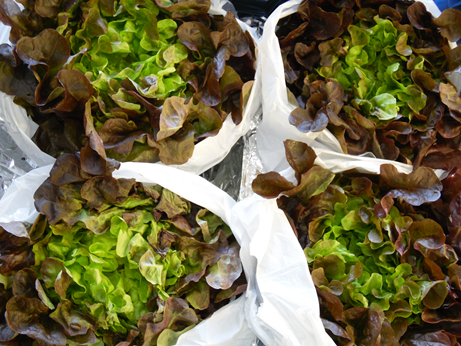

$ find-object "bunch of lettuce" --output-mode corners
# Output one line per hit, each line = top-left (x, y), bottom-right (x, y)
(252, 140), (461, 346)
(278, 0), (461, 171)
(0, 0), (256, 165)
(0, 154), (245, 346)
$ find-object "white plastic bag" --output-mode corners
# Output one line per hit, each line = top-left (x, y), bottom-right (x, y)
(0, 162), (257, 345)
(0, 0), (262, 175)
(233, 194), (336, 346)
(309, 143), (447, 178)
(256, 0), (324, 173)
(231, 144), (448, 346)
(257, 0), (454, 175)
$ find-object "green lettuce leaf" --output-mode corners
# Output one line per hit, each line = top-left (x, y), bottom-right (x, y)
(0, 0), (256, 166)
(18, 154), (247, 344)
(280, 0), (461, 170)
(253, 141), (461, 345)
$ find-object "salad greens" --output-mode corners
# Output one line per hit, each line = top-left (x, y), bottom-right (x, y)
(318, 18), (426, 121)
(0, 0), (256, 165)
(253, 140), (461, 346)
(278, 0), (461, 170)
(0, 153), (245, 345)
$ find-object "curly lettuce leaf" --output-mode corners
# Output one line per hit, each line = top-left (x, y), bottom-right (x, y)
(253, 141), (461, 345)
(280, 0), (461, 170)
(25, 154), (245, 344)
(0, 0), (256, 166)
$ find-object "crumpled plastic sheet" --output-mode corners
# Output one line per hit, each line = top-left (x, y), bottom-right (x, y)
(252, 336), (265, 346)
(237, 14), (265, 201)
(0, 118), (36, 198)
(239, 106), (263, 201)
(200, 136), (244, 200)
(201, 102), (263, 202)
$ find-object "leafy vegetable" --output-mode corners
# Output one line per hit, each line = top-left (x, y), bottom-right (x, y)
(278, 0), (461, 170)
(0, 153), (245, 345)
(253, 140), (461, 345)
(0, 0), (256, 165)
